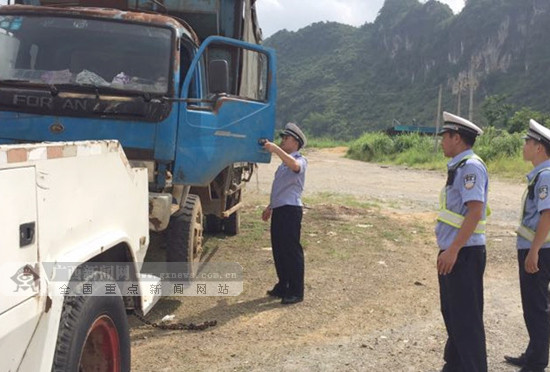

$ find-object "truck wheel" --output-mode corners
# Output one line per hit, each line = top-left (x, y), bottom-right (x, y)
(224, 210), (240, 236)
(205, 214), (223, 233)
(167, 194), (203, 276)
(52, 271), (130, 372)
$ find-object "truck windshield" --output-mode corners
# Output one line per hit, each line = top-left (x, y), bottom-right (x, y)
(0, 15), (172, 94)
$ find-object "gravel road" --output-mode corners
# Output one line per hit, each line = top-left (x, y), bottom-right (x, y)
(131, 148), (531, 372)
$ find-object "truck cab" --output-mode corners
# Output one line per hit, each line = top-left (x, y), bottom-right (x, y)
(0, 1), (275, 184)
(0, 0), (277, 268)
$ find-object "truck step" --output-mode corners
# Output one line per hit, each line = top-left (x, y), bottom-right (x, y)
(138, 274), (161, 315)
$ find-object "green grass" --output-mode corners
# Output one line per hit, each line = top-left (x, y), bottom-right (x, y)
(306, 137), (352, 149)
(346, 130), (529, 179)
(487, 156), (531, 179)
(239, 215), (267, 242)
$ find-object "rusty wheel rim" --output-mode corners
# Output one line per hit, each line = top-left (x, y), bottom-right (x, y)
(79, 315), (121, 372)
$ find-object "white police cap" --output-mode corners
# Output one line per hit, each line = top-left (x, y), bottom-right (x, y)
(439, 111), (483, 137)
(523, 119), (550, 146)
(280, 122), (307, 148)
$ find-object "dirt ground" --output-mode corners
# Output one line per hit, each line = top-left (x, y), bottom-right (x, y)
(131, 148), (529, 372)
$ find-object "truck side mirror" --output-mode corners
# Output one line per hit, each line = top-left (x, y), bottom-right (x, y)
(208, 59), (229, 95)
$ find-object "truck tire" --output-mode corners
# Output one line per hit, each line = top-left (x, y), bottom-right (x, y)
(205, 214), (223, 233)
(224, 210), (240, 236)
(167, 194), (203, 276)
(52, 271), (130, 372)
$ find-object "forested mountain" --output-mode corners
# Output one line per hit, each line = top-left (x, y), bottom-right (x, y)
(263, 0), (550, 139)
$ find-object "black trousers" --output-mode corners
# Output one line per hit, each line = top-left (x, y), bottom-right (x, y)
(271, 205), (304, 298)
(518, 248), (550, 370)
(438, 245), (487, 372)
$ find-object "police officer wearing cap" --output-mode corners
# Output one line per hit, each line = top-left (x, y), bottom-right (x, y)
(504, 120), (550, 372)
(436, 112), (489, 372)
(261, 122), (307, 305)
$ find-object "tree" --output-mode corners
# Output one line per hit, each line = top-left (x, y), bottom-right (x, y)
(480, 95), (514, 129)
(508, 108), (550, 133)
(301, 110), (352, 140)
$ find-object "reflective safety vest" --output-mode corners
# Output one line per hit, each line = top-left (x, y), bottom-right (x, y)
(437, 154), (489, 234)
(516, 167), (550, 242)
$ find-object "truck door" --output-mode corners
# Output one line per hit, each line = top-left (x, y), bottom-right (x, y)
(174, 36), (277, 186)
(0, 166), (41, 370)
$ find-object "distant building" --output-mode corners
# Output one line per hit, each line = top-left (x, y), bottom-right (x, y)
(385, 125), (436, 136)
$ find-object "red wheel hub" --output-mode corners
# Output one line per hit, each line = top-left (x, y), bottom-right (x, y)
(79, 315), (121, 372)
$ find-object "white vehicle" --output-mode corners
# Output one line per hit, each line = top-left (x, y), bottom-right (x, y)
(0, 140), (159, 371)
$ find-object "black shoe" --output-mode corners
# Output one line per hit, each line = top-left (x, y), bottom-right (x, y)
(281, 296), (303, 305)
(518, 367), (544, 372)
(266, 289), (284, 298)
(504, 354), (526, 367)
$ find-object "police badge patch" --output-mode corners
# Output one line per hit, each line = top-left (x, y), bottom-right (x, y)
(464, 174), (476, 190)
(539, 185), (548, 200)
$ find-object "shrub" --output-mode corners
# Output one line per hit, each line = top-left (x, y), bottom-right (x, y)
(348, 132), (436, 163)
(370, 134), (395, 157)
(475, 127), (522, 161)
(347, 129), (523, 179)
(347, 133), (394, 162)
(393, 133), (427, 153)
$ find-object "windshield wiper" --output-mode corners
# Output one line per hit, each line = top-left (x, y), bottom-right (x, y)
(0, 79), (59, 96)
(75, 83), (160, 102)
(0, 80), (155, 101)
(70, 83), (113, 99)
(0, 79), (31, 84)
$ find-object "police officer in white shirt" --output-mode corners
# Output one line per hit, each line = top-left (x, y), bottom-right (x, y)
(436, 112), (489, 372)
(261, 122), (307, 305)
(505, 119), (550, 372)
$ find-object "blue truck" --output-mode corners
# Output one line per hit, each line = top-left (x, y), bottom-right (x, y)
(0, 0), (276, 273)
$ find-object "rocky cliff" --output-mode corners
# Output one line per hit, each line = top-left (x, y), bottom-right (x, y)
(264, 0), (550, 138)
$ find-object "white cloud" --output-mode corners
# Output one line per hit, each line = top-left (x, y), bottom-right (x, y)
(442, 0), (466, 13)
(256, 0), (465, 38)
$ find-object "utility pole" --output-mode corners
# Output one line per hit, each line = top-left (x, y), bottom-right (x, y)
(468, 57), (479, 122)
(457, 80), (462, 116)
(434, 84), (443, 153)
(468, 80), (474, 121)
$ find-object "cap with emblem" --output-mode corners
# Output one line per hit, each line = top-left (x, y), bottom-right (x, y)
(438, 111), (483, 138)
(523, 119), (550, 147)
(280, 122), (307, 149)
